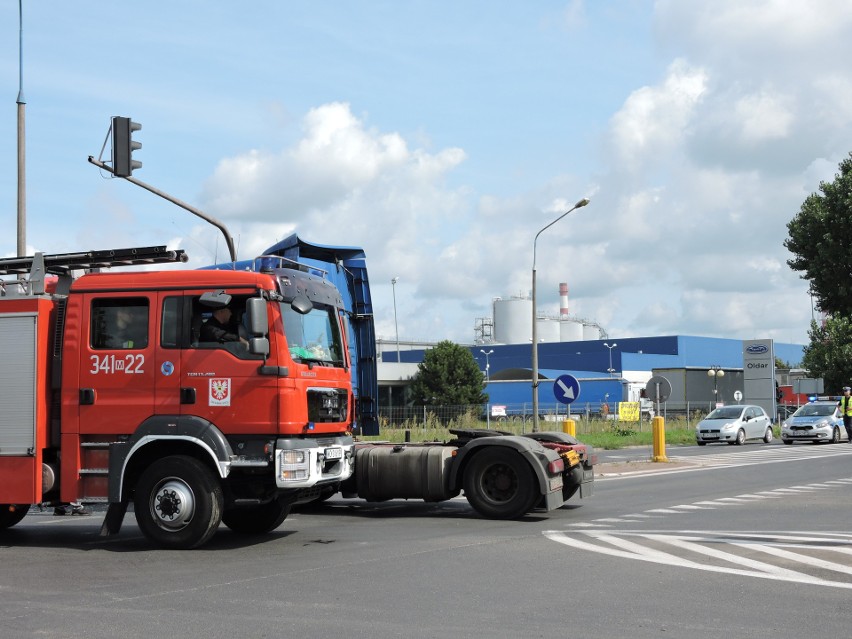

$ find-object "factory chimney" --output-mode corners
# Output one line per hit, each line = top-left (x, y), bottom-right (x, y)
(559, 282), (569, 318)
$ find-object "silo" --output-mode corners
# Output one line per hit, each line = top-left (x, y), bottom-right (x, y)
(493, 297), (532, 345)
(560, 319), (584, 341)
(582, 323), (602, 340)
(537, 318), (561, 343)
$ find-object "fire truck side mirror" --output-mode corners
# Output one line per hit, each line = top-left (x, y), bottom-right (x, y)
(246, 297), (269, 336)
(249, 337), (270, 357)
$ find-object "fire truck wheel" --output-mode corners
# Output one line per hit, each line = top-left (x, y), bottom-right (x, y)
(0, 504), (30, 529)
(463, 448), (538, 520)
(222, 498), (290, 535)
(133, 456), (223, 550)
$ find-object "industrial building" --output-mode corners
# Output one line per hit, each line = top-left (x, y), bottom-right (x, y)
(376, 282), (806, 421)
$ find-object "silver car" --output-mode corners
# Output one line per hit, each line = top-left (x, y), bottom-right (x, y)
(781, 401), (846, 445)
(695, 405), (773, 446)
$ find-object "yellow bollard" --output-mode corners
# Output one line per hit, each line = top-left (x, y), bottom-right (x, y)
(562, 419), (576, 437)
(652, 415), (668, 462)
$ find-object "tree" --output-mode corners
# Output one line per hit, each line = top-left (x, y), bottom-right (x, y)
(785, 153), (852, 316)
(800, 316), (852, 392)
(408, 340), (488, 407)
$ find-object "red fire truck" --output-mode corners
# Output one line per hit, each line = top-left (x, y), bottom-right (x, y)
(0, 243), (593, 549)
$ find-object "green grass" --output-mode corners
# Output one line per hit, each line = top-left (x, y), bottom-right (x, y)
(361, 414), (721, 450)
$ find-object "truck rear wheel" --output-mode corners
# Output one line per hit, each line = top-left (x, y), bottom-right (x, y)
(222, 499), (290, 535)
(133, 455), (223, 549)
(463, 448), (538, 519)
(0, 504), (30, 529)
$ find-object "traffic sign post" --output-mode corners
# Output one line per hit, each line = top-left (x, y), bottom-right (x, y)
(645, 375), (672, 463)
(553, 374), (580, 405)
(554, 374), (580, 437)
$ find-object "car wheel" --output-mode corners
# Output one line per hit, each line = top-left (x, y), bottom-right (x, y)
(697, 441), (706, 446)
(783, 439), (793, 445)
(735, 428), (746, 445)
(762, 427), (773, 444)
(831, 427), (841, 444)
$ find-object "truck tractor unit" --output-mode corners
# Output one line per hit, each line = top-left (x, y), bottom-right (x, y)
(0, 240), (595, 549)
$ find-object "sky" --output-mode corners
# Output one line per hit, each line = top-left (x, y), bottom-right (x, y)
(2, 1), (852, 349)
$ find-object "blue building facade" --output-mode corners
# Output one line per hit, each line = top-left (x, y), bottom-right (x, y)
(381, 336), (805, 417)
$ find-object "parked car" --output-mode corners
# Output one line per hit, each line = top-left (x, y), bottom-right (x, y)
(695, 405), (773, 445)
(780, 401), (847, 445)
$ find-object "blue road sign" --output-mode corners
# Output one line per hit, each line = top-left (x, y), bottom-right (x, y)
(553, 374), (581, 405)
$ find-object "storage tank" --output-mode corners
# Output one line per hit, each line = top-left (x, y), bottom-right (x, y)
(537, 318), (561, 343)
(560, 319), (584, 341)
(583, 323), (603, 340)
(493, 297), (532, 345)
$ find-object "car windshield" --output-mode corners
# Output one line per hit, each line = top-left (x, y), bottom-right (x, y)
(705, 407), (745, 420)
(793, 404), (835, 417)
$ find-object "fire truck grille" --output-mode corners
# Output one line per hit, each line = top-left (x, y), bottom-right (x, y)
(307, 388), (348, 423)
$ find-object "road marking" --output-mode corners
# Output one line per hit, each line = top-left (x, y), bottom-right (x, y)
(543, 529), (852, 589)
(565, 478), (852, 529)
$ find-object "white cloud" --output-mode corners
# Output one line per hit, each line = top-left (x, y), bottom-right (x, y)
(608, 59), (707, 172)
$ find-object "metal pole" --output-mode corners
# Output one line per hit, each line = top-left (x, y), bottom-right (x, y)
(531, 198), (590, 433)
(392, 277), (400, 362)
(16, 0), (26, 258)
(87, 156), (237, 264)
(532, 263), (539, 431)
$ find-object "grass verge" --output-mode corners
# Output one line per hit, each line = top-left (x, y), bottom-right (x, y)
(360, 415), (730, 450)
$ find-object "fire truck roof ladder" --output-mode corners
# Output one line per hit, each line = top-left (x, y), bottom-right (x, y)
(0, 245), (188, 296)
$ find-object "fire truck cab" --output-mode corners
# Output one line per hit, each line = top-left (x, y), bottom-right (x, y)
(0, 246), (355, 548)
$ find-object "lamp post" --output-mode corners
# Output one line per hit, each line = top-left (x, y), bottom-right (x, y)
(391, 277), (400, 363)
(481, 349), (494, 428)
(532, 197), (590, 432)
(708, 365), (725, 408)
(604, 342), (618, 377)
(480, 349), (494, 382)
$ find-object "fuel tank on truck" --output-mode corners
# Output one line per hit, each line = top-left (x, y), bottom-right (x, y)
(348, 445), (457, 502)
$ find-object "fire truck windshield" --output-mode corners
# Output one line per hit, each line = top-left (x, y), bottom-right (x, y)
(280, 302), (343, 365)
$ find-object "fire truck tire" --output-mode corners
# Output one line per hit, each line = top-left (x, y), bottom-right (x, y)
(462, 448), (538, 519)
(133, 456), (223, 550)
(0, 504), (30, 529)
(222, 499), (290, 535)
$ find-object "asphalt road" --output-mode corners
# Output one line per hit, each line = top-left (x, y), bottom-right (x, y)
(3, 443), (852, 638)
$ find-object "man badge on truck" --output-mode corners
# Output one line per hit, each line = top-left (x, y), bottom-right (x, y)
(209, 378), (232, 406)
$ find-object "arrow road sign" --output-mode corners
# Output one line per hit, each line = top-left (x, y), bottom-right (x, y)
(554, 374), (581, 405)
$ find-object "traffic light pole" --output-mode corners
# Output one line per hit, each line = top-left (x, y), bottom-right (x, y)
(87, 155), (237, 265)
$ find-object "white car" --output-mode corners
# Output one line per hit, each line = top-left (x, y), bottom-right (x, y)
(781, 402), (847, 445)
(695, 405), (773, 446)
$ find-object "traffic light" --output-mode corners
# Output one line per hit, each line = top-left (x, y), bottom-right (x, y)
(111, 116), (142, 177)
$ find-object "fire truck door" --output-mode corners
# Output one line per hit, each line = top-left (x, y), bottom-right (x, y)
(178, 292), (277, 434)
(77, 295), (156, 435)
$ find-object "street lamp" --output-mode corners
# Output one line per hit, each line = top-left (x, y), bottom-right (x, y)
(532, 197), (590, 432)
(604, 342), (618, 377)
(481, 349), (494, 428)
(480, 349), (494, 382)
(708, 365), (725, 407)
(391, 277), (400, 363)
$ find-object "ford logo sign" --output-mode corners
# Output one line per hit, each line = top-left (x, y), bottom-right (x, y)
(746, 344), (769, 354)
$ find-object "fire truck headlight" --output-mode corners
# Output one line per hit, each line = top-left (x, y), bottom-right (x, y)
(279, 450), (310, 481)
